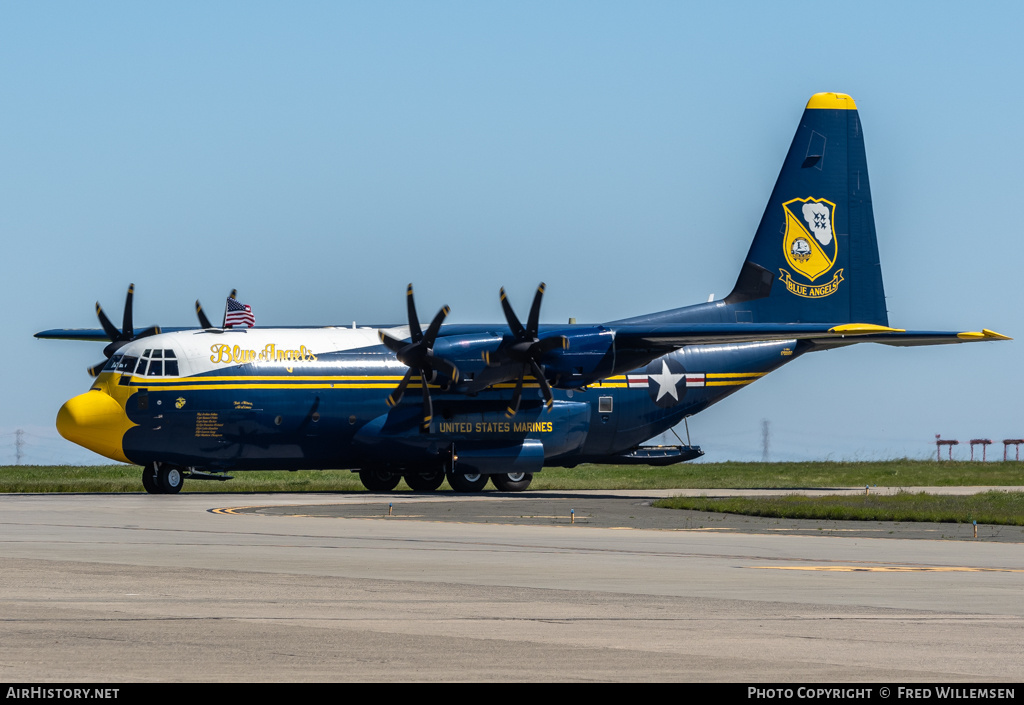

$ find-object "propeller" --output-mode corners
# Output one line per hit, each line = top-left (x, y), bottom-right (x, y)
(87, 284), (161, 376)
(195, 289), (237, 329)
(378, 284), (459, 431)
(490, 283), (568, 418)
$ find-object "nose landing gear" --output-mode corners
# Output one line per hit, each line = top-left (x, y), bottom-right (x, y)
(141, 462), (185, 494)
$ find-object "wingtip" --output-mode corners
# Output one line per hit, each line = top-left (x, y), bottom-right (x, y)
(982, 329), (1012, 340)
(958, 329), (1012, 341)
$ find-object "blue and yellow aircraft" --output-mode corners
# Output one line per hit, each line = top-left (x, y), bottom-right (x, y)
(38, 93), (1009, 494)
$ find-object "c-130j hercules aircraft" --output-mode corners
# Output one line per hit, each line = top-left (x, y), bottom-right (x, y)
(38, 92), (1008, 494)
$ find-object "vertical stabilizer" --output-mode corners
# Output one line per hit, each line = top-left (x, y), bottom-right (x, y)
(724, 92), (887, 325)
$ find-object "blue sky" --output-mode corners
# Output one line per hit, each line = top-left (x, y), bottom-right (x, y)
(3, 1), (1021, 465)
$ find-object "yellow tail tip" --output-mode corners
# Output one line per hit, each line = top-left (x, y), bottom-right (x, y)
(806, 92), (857, 110)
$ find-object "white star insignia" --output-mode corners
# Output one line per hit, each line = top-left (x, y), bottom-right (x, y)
(648, 360), (684, 402)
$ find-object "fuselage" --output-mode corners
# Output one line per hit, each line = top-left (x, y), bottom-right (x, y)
(56, 324), (802, 473)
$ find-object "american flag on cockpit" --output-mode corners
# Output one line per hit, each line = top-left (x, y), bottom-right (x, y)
(224, 297), (255, 328)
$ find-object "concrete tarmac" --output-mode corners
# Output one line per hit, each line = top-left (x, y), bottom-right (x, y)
(1, 490), (1022, 682)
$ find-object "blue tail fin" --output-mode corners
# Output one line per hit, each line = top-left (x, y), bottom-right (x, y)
(724, 93), (888, 326)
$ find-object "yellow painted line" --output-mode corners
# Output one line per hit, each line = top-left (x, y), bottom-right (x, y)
(705, 380), (755, 387)
(750, 566), (1024, 573)
(210, 506), (258, 515)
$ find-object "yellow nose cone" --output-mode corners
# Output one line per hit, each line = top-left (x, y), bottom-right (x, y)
(56, 390), (134, 464)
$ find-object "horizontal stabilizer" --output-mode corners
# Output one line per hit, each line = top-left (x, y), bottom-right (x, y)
(807, 328), (1011, 349)
(611, 323), (1010, 350)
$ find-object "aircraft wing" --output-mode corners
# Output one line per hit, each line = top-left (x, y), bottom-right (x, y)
(34, 328), (194, 342)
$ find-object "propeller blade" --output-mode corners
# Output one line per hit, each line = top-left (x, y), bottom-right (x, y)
(406, 284), (423, 342)
(385, 285), (457, 419)
(422, 305), (450, 345)
(499, 287), (527, 339)
(505, 367), (525, 418)
(85, 284), (165, 378)
(420, 370), (433, 431)
(87, 361), (108, 377)
(102, 340), (127, 358)
(526, 282), (545, 338)
(121, 284), (135, 338)
(387, 368), (415, 408)
(430, 356), (460, 386)
(378, 331), (407, 355)
(529, 359), (554, 411)
(196, 301), (213, 329)
(95, 303), (121, 341)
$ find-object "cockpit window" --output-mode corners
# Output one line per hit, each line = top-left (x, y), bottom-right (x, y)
(160, 349), (179, 376)
(110, 349), (179, 377)
(117, 355), (139, 373)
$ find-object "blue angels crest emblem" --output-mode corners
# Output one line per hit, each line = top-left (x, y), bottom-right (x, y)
(779, 197), (844, 298)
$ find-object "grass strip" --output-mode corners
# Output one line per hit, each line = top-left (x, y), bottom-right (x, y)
(654, 491), (1024, 526)
(0, 459), (1022, 494)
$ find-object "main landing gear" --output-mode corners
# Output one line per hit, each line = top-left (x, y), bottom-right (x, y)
(446, 471), (489, 493)
(141, 461), (185, 494)
(490, 472), (533, 492)
(356, 468), (533, 493)
(404, 469), (445, 492)
(358, 468), (402, 492)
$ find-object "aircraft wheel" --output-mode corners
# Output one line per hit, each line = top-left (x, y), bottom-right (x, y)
(446, 471), (488, 493)
(157, 464), (184, 494)
(491, 472), (533, 492)
(403, 469), (445, 492)
(141, 464), (160, 494)
(359, 469), (401, 492)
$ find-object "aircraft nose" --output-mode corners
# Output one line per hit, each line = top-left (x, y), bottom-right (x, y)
(56, 390), (133, 464)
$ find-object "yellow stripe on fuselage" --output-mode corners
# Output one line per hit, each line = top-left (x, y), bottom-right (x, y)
(112, 370), (765, 392)
(590, 375), (627, 388)
(704, 372), (765, 387)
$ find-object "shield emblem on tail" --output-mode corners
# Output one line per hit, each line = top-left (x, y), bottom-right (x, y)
(782, 197), (837, 282)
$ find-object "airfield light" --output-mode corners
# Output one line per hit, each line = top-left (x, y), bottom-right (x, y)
(935, 435), (959, 461)
(969, 439), (993, 462)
